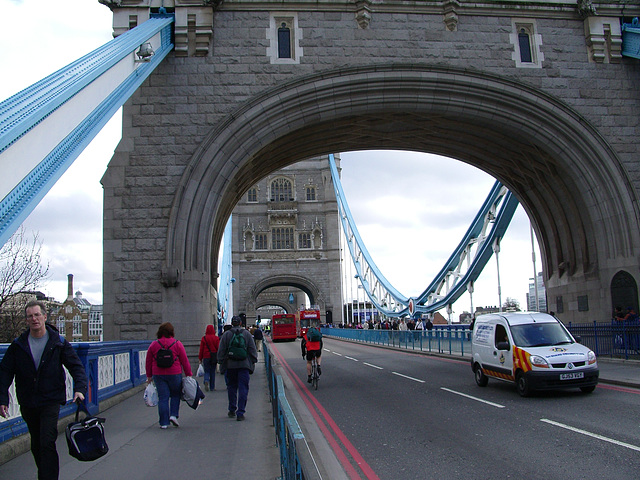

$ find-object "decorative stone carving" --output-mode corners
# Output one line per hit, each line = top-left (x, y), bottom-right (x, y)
(577, 0), (597, 19)
(355, 0), (372, 29)
(584, 17), (622, 63)
(161, 265), (181, 288)
(443, 0), (461, 32)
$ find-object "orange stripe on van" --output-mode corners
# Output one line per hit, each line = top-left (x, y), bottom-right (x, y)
(483, 368), (514, 381)
(513, 346), (532, 373)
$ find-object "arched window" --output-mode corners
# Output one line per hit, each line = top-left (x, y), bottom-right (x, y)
(272, 227), (294, 249)
(270, 178), (293, 201)
(278, 22), (291, 59)
(247, 187), (258, 202)
(610, 270), (638, 313)
(306, 186), (316, 201)
(518, 28), (533, 63)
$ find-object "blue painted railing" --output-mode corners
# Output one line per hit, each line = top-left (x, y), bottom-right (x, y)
(0, 340), (150, 444)
(568, 320), (640, 360)
(322, 326), (471, 356)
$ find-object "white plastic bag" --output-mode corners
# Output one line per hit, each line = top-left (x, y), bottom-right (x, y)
(144, 382), (158, 407)
(196, 363), (205, 377)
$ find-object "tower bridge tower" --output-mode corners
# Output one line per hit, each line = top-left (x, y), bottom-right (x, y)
(231, 155), (343, 326)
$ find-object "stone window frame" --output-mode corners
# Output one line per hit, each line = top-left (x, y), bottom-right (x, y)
(299, 232), (312, 249)
(269, 176), (295, 202)
(305, 186), (317, 202)
(267, 12), (303, 65)
(247, 187), (258, 203)
(272, 227), (294, 249)
(255, 232), (268, 250)
(510, 19), (544, 68)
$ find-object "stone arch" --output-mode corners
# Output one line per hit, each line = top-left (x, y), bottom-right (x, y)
(165, 64), (640, 322)
(610, 270), (639, 313)
(250, 274), (323, 308)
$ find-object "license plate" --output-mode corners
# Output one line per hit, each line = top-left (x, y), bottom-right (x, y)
(560, 372), (584, 380)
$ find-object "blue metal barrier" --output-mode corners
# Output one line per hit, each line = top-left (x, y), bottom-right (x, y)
(322, 326), (470, 356)
(0, 340), (150, 444)
(568, 320), (640, 360)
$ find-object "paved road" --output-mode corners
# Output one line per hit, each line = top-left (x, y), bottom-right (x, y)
(271, 337), (640, 480)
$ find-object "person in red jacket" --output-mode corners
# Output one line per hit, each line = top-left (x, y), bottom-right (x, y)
(146, 322), (193, 429)
(198, 324), (220, 391)
(301, 326), (323, 383)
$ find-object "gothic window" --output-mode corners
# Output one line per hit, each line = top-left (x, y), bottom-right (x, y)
(299, 232), (312, 249)
(272, 227), (294, 249)
(247, 187), (258, 203)
(267, 14), (303, 64)
(278, 22), (291, 58)
(511, 20), (544, 68)
(518, 28), (532, 63)
(57, 317), (65, 335)
(306, 186), (316, 201)
(255, 233), (268, 250)
(270, 178), (293, 201)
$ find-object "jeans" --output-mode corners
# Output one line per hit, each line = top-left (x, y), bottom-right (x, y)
(21, 404), (60, 480)
(203, 357), (217, 390)
(154, 374), (182, 426)
(225, 368), (251, 417)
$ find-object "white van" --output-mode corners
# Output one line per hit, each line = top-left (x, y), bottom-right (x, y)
(470, 312), (599, 396)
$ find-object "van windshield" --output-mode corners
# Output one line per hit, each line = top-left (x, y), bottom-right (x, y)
(509, 322), (574, 348)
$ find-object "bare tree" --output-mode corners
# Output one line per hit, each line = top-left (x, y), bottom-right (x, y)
(0, 227), (50, 342)
(503, 297), (521, 312)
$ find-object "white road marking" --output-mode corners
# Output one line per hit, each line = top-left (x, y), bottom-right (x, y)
(363, 362), (383, 370)
(392, 372), (425, 383)
(332, 351), (343, 356)
(541, 419), (640, 452)
(440, 387), (505, 408)
(345, 356), (358, 361)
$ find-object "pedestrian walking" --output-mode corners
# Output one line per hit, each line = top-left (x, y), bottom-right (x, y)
(253, 325), (264, 352)
(0, 300), (88, 480)
(198, 324), (220, 391)
(217, 316), (258, 421)
(145, 322), (193, 429)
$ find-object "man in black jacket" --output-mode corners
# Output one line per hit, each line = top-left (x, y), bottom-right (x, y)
(0, 300), (88, 480)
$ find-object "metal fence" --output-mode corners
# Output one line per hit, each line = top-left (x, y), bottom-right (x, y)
(568, 320), (640, 360)
(322, 326), (471, 356)
(0, 340), (150, 444)
(264, 341), (319, 480)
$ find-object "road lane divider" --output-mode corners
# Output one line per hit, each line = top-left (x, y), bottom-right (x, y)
(392, 372), (425, 383)
(541, 419), (640, 452)
(363, 362), (383, 370)
(345, 356), (358, 361)
(440, 387), (505, 408)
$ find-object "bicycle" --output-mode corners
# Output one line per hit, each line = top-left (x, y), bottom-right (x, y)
(310, 356), (320, 390)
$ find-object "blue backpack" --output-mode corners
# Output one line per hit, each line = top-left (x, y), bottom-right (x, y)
(307, 327), (322, 342)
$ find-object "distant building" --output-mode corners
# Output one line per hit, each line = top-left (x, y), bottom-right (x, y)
(527, 272), (547, 312)
(53, 274), (102, 342)
(474, 305), (501, 316)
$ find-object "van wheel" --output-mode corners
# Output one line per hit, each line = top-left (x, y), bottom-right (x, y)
(580, 386), (596, 394)
(474, 365), (488, 387)
(516, 372), (531, 397)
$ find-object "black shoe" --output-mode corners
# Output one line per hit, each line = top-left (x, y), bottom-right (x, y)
(236, 415), (245, 421)
(228, 410), (236, 418)
(307, 375), (312, 383)
(317, 366), (322, 375)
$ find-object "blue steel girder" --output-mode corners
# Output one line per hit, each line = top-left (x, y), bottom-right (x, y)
(329, 153), (519, 318)
(218, 216), (233, 325)
(0, 14), (174, 247)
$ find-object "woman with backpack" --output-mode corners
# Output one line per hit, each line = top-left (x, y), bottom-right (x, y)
(198, 324), (220, 391)
(145, 322), (193, 429)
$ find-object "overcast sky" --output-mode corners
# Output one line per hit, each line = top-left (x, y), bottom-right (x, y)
(0, 0), (541, 316)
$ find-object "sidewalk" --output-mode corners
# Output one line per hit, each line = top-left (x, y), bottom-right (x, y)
(595, 356), (640, 389)
(0, 352), (281, 479)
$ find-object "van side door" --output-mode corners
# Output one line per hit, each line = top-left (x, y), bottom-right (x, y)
(484, 321), (514, 381)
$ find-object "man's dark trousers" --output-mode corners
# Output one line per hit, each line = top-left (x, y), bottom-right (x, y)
(225, 368), (250, 417)
(21, 404), (60, 480)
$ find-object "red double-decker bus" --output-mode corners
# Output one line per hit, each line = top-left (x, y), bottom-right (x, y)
(271, 313), (297, 342)
(297, 309), (321, 338)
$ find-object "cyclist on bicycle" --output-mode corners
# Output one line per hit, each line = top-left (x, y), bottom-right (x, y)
(301, 326), (323, 383)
